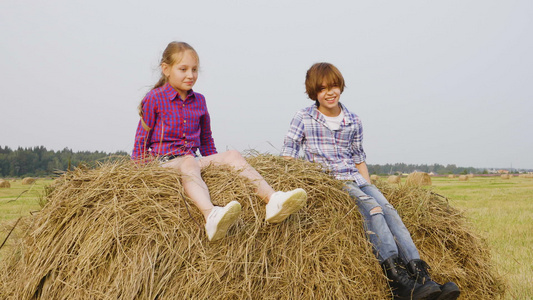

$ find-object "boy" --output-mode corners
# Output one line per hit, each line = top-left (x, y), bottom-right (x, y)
(281, 63), (460, 300)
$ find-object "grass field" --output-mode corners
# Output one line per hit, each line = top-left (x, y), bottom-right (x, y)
(430, 176), (533, 299)
(1, 176), (532, 298)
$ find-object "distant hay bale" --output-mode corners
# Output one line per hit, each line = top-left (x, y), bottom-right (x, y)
(448, 174), (455, 178)
(0, 155), (505, 299)
(0, 179), (10, 188)
(501, 174), (511, 179)
(21, 177), (36, 185)
(406, 172), (432, 186)
(467, 174), (475, 178)
(370, 174), (380, 181)
(458, 175), (469, 181)
(518, 174), (526, 178)
(387, 175), (401, 184)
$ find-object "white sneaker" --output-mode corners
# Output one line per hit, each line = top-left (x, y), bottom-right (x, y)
(205, 201), (242, 241)
(265, 188), (307, 223)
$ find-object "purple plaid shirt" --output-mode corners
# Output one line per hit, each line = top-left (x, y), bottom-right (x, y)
(132, 83), (217, 160)
(281, 103), (368, 186)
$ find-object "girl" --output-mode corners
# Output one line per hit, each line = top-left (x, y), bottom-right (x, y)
(132, 41), (307, 242)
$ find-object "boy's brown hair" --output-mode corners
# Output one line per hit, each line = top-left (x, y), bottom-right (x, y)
(305, 63), (345, 103)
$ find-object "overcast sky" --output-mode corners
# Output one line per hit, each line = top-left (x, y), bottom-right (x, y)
(1, 0), (532, 169)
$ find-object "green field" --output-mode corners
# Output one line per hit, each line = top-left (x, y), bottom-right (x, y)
(1, 176), (532, 298)
(430, 176), (533, 299)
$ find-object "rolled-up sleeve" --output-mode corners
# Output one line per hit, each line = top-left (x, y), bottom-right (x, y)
(349, 117), (366, 164)
(281, 111), (305, 158)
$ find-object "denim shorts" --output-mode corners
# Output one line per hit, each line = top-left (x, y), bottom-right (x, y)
(158, 154), (199, 164)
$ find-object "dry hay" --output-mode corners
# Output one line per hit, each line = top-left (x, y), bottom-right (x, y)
(501, 174), (511, 180)
(387, 175), (401, 184)
(0, 154), (505, 299)
(370, 174), (380, 181)
(458, 175), (469, 181)
(21, 177), (36, 185)
(406, 172), (432, 186)
(448, 174), (455, 178)
(467, 174), (475, 178)
(0, 179), (10, 188)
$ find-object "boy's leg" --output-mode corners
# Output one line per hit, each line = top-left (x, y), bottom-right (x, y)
(360, 184), (420, 262)
(344, 181), (397, 262)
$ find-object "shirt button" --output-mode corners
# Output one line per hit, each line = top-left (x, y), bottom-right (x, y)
(184, 120), (186, 123)
(182, 133), (186, 137)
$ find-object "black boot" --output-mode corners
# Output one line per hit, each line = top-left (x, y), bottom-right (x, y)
(381, 255), (441, 300)
(407, 259), (461, 300)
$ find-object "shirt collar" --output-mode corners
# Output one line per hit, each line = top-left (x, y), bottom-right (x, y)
(307, 102), (355, 126)
(162, 83), (195, 102)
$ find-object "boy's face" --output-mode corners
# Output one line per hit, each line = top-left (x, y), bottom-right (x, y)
(316, 81), (341, 116)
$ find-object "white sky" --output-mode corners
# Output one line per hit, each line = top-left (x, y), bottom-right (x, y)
(1, 0), (532, 169)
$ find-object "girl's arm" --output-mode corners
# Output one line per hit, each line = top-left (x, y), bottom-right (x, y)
(132, 97), (156, 161)
(198, 101), (217, 156)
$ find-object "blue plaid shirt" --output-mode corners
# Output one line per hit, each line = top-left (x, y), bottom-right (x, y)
(281, 103), (368, 186)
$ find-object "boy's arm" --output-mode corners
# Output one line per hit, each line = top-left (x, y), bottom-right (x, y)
(280, 111), (305, 159)
(355, 162), (372, 184)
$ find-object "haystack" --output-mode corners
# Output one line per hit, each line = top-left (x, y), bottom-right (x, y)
(448, 174), (455, 178)
(0, 154), (505, 299)
(467, 174), (475, 178)
(21, 177), (36, 185)
(501, 174), (511, 179)
(458, 175), (469, 181)
(406, 172), (432, 186)
(387, 175), (401, 184)
(0, 179), (10, 188)
(370, 174), (380, 181)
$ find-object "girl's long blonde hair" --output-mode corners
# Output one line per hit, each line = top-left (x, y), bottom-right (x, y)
(138, 42), (200, 119)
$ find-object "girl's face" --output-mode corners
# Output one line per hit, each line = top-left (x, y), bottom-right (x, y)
(316, 80), (341, 117)
(162, 50), (199, 99)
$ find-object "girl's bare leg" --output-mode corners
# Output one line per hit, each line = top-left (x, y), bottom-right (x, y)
(199, 150), (275, 203)
(162, 155), (213, 220)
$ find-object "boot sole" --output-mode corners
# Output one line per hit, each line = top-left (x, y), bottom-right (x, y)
(410, 282), (442, 300)
(209, 202), (242, 242)
(436, 282), (460, 300)
(265, 189), (307, 223)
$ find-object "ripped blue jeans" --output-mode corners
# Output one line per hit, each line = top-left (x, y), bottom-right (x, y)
(344, 182), (420, 263)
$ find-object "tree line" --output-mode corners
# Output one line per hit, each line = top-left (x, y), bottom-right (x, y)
(1, 146), (488, 178)
(366, 162), (482, 176)
(0, 146), (128, 177)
